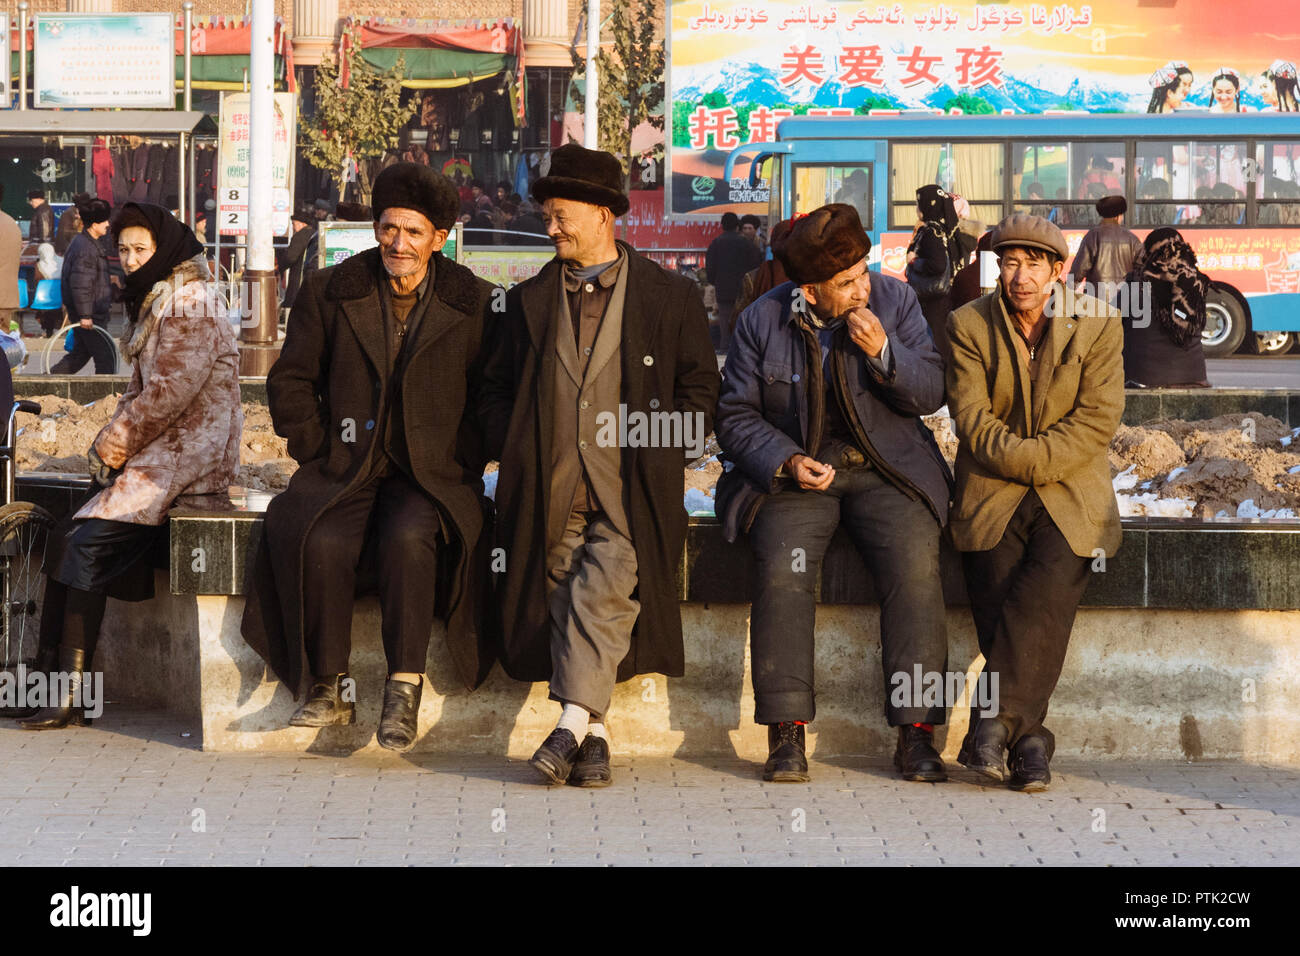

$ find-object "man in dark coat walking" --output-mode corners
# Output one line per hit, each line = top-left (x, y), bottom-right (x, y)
(715, 204), (954, 784)
(53, 199), (116, 375)
(480, 143), (719, 787)
(241, 163), (497, 752)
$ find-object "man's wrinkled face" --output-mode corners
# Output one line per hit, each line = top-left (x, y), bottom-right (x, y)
(374, 207), (446, 280)
(541, 197), (610, 263)
(803, 257), (871, 322)
(998, 246), (1064, 315)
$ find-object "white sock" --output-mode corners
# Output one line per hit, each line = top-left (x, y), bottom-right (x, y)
(587, 721), (608, 742)
(556, 703), (589, 740)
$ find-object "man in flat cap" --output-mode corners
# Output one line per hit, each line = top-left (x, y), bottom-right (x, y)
(714, 203), (953, 784)
(1067, 195), (1142, 299)
(480, 143), (719, 787)
(242, 162), (498, 751)
(946, 213), (1124, 791)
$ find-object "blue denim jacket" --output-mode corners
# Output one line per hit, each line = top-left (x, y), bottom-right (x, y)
(714, 275), (954, 541)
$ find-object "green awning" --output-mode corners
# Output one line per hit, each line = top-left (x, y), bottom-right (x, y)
(358, 48), (515, 88)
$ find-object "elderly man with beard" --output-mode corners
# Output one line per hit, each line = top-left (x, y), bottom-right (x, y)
(480, 144), (719, 787)
(714, 203), (953, 784)
(946, 214), (1124, 792)
(242, 163), (498, 752)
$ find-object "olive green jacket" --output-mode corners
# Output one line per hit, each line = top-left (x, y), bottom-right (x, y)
(945, 282), (1124, 558)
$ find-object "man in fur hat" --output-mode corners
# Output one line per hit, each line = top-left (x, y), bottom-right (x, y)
(480, 143), (719, 787)
(242, 163), (498, 752)
(714, 203), (954, 784)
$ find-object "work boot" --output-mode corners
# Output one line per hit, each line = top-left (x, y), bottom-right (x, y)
(894, 724), (948, 782)
(18, 646), (91, 730)
(763, 722), (810, 783)
(289, 674), (355, 727)
(376, 678), (421, 752)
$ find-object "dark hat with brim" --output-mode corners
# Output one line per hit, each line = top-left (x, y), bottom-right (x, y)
(1096, 194), (1127, 218)
(531, 143), (629, 216)
(774, 203), (871, 285)
(991, 213), (1068, 261)
(371, 162), (459, 231)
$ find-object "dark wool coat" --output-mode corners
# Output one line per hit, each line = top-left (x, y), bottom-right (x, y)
(480, 241), (720, 682)
(240, 247), (499, 694)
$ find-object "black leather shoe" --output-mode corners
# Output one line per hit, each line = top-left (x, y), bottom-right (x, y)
(377, 678), (421, 752)
(568, 734), (612, 788)
(1008, 735), (1052, 792)
(19, 646), (91, 730)
(958, 717), (1009, 782)
(289, 674), (356, 727)
(763, 722), (810, 783)
(894, 725), (947, 782)
(529, 728), (580, 785)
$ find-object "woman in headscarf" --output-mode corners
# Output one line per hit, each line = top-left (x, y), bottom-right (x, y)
(1257, 60), (1299, 112)
(1208, 68), (1243, 112)
(1119, 227), (1210, 388)
(905, 183), (959, 362)
(16, 203), (242, 729)
(1146, 62), (1194, 113)
(733, 217), (793, 315)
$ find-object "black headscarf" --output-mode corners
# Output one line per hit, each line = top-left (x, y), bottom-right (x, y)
(1125, 227), (1210, 348)
(116, 202), (205, 321)
(916, 184), (959, 231)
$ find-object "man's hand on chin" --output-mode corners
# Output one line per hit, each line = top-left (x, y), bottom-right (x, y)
(846, 307), (887, 358)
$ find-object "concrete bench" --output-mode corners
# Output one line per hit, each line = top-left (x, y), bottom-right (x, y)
(16, 473), (1300, 765)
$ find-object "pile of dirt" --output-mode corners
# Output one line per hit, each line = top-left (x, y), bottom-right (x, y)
(14, 393), (298, 492)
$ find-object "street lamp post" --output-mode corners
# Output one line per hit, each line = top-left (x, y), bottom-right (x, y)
(584, 0), (598, 148)
(240, 0), (280, 373)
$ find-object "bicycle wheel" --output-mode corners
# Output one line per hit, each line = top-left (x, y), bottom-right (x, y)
(0, 502), (55, 717)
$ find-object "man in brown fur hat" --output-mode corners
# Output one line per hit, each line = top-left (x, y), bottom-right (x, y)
(714, 203), (954, 784)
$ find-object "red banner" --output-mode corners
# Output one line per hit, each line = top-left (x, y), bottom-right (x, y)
(621, 190), (726, 250)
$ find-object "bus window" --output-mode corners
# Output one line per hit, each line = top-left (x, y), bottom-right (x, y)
(890, 142), (1002, 228)
(1011, 142), (1124, 227)
(1256, 142), (1300, 225)
(1136, 140), (1246, 227)
(794, 164), (871, 224)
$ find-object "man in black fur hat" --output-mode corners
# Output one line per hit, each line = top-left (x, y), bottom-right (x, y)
(241, 163), (498, 752)
(481, 143), (719, 787)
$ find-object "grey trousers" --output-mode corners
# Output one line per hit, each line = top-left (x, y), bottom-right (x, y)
(546, 509), (639, 719)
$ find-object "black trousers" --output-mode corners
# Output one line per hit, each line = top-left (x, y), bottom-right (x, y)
(51, 314), (115, 375)
(301, 470), (443, 676)
(960, 488), (1092, 753)
(747, 465), (948, 726)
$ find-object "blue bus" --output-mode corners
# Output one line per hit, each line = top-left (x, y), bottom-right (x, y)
(726, 112), (1300, 356)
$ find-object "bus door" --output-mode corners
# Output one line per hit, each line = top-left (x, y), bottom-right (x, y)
(786, 139), (885, 267)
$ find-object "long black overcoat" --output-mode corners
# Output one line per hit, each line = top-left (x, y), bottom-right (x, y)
(479, 241), (720, 682)
(240, 247), (498, 694)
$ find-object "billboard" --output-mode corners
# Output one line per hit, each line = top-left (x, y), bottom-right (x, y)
(317, 222), (462, 269)
(668, 0), (1299, 216)
(33, 14), (175, 109)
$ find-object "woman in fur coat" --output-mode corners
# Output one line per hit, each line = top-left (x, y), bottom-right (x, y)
(17, 203), (242, 729)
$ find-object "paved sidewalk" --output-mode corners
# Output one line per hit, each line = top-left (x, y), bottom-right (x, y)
(0, 710), (1296, 866)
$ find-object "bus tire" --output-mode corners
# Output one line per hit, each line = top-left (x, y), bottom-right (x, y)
(1252, 331), (1295, 356)
(1202, 287), (1248, 358)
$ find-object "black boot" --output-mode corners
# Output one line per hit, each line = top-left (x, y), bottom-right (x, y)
(958, 717), (1009, 782)
(894, 724), (948, 782)
(1008, 733), (1053, 792)
(763, 722), (809, 783)
(18, 646), (91, 730)
(376, 678), (421, 752)
(289, 674), (356, 727)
